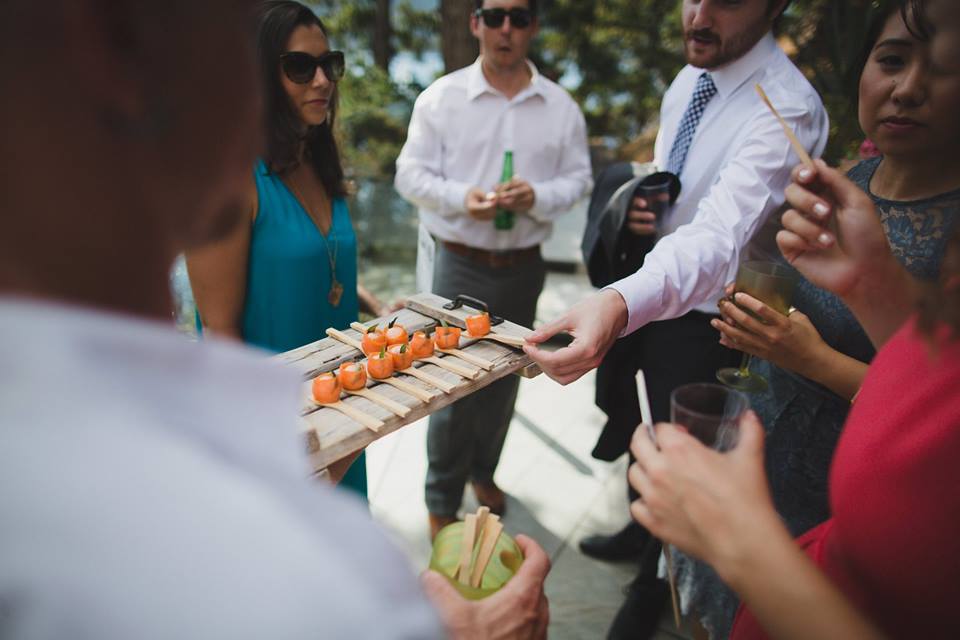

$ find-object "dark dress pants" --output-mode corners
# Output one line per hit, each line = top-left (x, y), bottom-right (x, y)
(425, 243), (546, 516)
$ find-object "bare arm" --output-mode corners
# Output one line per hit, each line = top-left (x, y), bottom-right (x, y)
(185, 184), (256, 340)
(628, 417), (887, 640)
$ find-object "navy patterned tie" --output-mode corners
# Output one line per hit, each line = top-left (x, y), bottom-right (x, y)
(666, 72), (717, 176)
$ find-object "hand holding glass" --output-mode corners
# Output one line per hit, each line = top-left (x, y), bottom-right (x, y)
(716, 261), (798, 392)
(670, 383), (750, 451)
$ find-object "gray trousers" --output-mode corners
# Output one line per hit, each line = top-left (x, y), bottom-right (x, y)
(425, 243), (546, 516)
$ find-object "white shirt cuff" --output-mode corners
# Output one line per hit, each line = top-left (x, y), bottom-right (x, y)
(443, 180), (473, 216)
(525, 183), (550, 223)
(606, 270), (664, 336)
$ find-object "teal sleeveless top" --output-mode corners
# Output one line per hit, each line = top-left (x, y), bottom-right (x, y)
(243, 158), (366, 498)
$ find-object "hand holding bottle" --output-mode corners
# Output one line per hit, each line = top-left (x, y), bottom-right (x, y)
(495, 177), (536, 213)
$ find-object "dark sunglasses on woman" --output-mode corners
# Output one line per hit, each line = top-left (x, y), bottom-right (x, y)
(474, 7), (534, 29)
(279, 50), (345, 85)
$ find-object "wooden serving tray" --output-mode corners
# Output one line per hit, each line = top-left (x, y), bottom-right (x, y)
(275, 293), (541, 472)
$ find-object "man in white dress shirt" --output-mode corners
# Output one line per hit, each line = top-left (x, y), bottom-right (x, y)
(395, 0), (592, 537)
(525, 0), (828, 636)
(526, 0), (828, 385)
(0, 2), (551, 638)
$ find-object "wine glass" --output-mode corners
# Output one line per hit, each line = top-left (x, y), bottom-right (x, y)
(716, 260), (798, 393)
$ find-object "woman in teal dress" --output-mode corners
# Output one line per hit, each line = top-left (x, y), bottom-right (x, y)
(187, 1), (388, 498)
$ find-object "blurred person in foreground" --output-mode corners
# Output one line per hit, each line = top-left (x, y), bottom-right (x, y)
(0, 1), (549, 637)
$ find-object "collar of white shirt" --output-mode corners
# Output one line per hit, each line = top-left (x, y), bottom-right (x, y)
(708, 32), (779, 100)
(465, 56), (549, 103)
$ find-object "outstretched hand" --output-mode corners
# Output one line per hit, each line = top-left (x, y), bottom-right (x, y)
(420, 534), (551, 640)
(522, 289), (628, 385)
(713, 293), (828, 378)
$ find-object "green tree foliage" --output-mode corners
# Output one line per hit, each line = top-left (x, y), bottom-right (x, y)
(535, 0), (685, 152)
(312, 0), (893, 176)
(337, 61), (418, 179)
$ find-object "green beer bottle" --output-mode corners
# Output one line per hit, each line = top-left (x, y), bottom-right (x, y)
(494, 150), (515, 231)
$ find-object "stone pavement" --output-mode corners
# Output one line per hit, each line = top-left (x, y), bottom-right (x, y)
(365, 271), (699, 639)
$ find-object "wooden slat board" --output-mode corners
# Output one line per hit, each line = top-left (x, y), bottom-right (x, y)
(275, 293), (540, 472)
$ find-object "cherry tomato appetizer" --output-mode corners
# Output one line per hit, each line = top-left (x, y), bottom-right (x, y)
(311, 372), (341, 404)
(409, 331), (435, 358)
(385, 317), (408, 346)
(361, 325), (387, 356)
(434, 324), (462, 350)
(388, 343), (414, 370)
(338, 361), (368, 390)
(367, 345), (395, 380)
(465, 312), (491, 337)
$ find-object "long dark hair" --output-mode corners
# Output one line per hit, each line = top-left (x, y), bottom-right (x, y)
(256, 1), (346, 197)
(856, 0), (933, 82)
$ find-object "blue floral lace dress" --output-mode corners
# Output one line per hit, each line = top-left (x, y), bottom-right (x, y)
(671, 156), (960, 639)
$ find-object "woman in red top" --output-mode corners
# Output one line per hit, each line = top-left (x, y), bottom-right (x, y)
(625, 2), (960, 636)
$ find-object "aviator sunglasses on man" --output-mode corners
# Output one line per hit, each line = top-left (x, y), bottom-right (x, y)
(474, 7), (534, 29)
(280, 50), (345, 84)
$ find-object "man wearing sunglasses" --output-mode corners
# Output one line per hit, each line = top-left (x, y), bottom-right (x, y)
(395, 0), (592, 540)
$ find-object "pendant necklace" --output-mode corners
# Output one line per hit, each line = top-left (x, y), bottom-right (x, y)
(288, 176), (343, 307)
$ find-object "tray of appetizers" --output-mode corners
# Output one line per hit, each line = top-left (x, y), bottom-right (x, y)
(274, 292), (540, 472)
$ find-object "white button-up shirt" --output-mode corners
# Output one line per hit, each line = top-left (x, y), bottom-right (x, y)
(610, 33), (829, 333)
(0, 299), (442, 639)
(395, 57), (593, 251)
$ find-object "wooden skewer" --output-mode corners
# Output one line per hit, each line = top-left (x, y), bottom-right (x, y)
(478, 332), (528, 348)
(343, 387), (411, 418)
(327, 327), (365, 351)
(327, 327), (455, 393)
(437, 346), (496, 370)
(396, 365), (457, 393)
(755, 84), (815, 170)
(474, 506), (491, 544)
(636, 369), (681, 629)
(470, 517), (504, 588)
(311, 398), (385, 432)
(374, 375), (436, 402)
(457, 513), (479, 585)
(419, 354), (480, 379)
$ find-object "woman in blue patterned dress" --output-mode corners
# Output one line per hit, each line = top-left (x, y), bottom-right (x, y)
(186, 2), (391, 498)
(673, 3), (960, 636)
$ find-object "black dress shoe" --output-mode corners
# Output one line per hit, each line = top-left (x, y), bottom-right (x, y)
(578, 521), (649, 562)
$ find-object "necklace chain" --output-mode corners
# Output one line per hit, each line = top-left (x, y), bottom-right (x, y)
(287, 175), (344, 307)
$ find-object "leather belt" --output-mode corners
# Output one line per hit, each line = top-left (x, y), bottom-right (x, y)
(441, 241), (541, 269)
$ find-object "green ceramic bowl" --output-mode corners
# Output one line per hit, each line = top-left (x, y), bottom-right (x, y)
(428, 521), (524, 600)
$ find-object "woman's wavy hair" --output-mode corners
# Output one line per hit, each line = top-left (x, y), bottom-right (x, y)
(256, 1), (346, 197)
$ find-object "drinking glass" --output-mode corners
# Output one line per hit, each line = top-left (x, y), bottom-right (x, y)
(670, 383), (750, 451)
(428, 521), (523, 600)
(635, 176), (673, 226)
(716, 260), (798, 393)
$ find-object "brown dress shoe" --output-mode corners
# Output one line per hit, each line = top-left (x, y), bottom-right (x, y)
(472, 481), (506, 516)
(429, 513), (458, 541)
